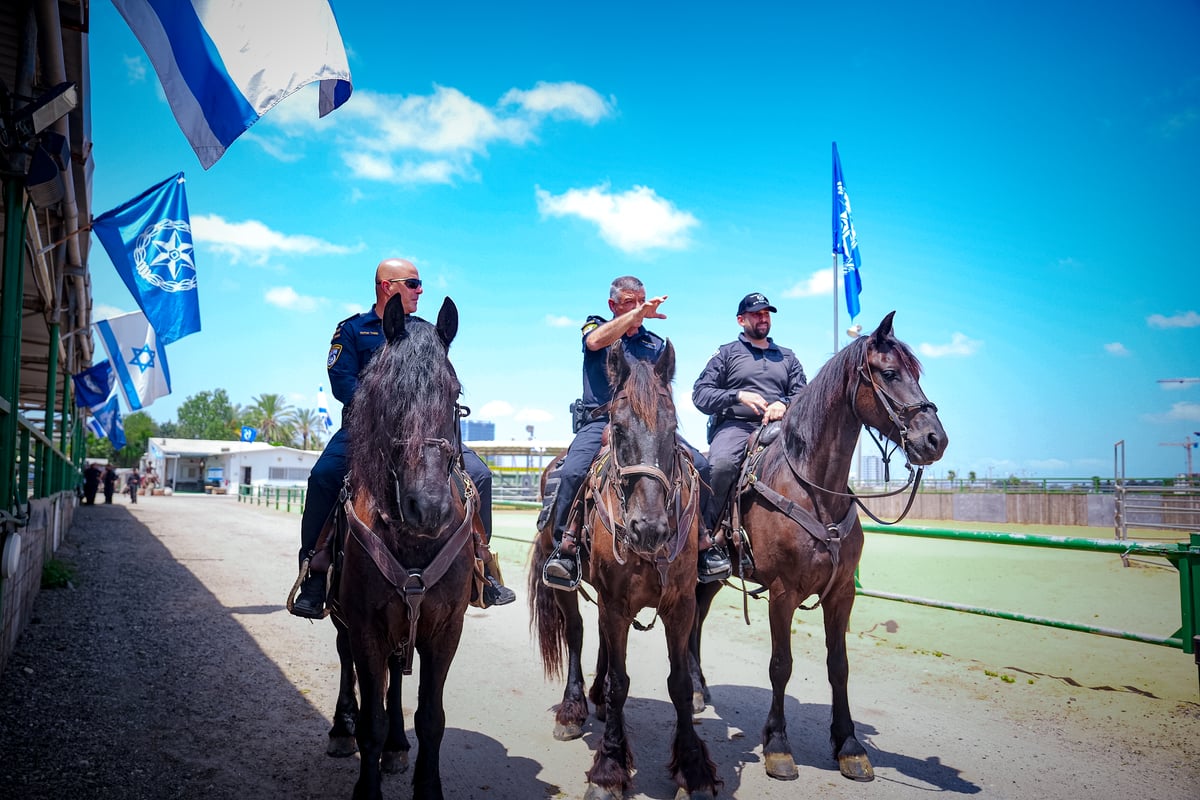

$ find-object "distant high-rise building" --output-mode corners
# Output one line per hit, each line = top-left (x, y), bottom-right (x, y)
(460, 420), (495, 441)
(861, 454), (884, 484)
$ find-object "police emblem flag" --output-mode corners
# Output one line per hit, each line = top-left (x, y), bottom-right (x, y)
(94, 311), (173, 412)
(72, 360), (116, 409)
(832, 142), (863, 320)
(92, 173), (200, 345)
(112, 0), (353, 170)
(240, 426), (258, 443)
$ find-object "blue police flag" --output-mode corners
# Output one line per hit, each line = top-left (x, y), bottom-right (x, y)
(92, 173), (200, 345)
(240, 426), (257, 443)
(72, 361), (115, 408)
(91, 394), (127, 451)
(112, 0), (353, 170)
(832, 142), (862, 320)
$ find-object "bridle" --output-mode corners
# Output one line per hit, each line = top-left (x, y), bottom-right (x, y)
(385, 403), (470, 524)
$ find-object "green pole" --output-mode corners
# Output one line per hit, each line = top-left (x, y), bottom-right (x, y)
(39, 321), (60, 497)
(0, 178), (27, 515)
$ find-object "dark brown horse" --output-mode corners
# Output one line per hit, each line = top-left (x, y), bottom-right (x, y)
(691, 311), (947, 783)
(332, 296), (476, 800)
(529, 341), (720, 800)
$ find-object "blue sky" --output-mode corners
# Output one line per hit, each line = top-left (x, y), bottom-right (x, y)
(85, 1), (1200, 479)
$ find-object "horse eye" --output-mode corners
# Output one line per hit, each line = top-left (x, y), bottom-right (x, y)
(882, 369), (899, 381)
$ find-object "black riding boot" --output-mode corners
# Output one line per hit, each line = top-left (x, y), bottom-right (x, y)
(482, 560), (516, 606)
(291, 570), (327, 619)
(543, 529), (581, 591)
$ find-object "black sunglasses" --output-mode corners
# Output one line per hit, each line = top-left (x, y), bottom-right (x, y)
(382, 278), (422, 289)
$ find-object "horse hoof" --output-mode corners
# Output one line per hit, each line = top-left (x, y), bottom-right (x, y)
(381, 750), (410, 774)
(326, 735), (357, 758)
(553, 721), (583, 741)
(584, 783), (622, 800)
(764, 752), (799, 781)
(675, 788), (716, 800)
(691, 691), (706, 714)
(838, 752), (874, 782)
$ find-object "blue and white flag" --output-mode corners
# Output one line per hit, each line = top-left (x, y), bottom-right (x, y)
(85, 416), (107, 439)
(92, 173), (200, 345)
(72, 361), (116, 409)
(90, 394), (127, 451)
(240, 426), (257, 443)
(112, 0), (354, 169)
(832, 142), (863, 320)
(317, 386), (333, 432)
(94, 311), (172, 412)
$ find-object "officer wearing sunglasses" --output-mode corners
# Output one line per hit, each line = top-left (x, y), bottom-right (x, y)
(292, 257), (516, 617)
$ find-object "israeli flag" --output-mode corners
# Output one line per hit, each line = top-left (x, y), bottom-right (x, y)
(91, 394), (127, 451)
(112, 0), (354, 170)
(92, 173), (200, 345)
(832, 142), (863, 320)
(72, 361), (116, 409)
(317, 386), (333, 432)
(86, 416), (108, 440)
(94, 311), (172, 412)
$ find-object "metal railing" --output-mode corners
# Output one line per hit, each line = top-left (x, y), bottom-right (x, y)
(237, 484), (308, 514)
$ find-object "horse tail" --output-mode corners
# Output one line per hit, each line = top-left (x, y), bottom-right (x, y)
(527, 533), (567, 680)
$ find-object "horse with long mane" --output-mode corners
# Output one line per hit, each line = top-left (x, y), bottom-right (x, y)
(529, 340), (721, 800)
(331, 295), (476, 800)
(691, 311), (947, 783)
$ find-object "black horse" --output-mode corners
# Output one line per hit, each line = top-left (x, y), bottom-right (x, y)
(331, 295), (477, 800)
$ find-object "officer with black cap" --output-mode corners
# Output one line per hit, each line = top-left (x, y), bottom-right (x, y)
(692, 292), (807, 536)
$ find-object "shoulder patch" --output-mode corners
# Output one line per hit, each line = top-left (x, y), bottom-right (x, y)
(327, 344), (343, 368)
(582, 314), (605, 335)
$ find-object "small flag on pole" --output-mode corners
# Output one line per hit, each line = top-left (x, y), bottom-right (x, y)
(240, 426), (258, 443)
(92, 173), (200, 345)
(72, 361), (116, 409)
(832, 142), (862, 319)
(112, 0), (354, 169)
(94, 311), (173, 411)
(317, 386), (333, 432)
(90, 394), (127, 451)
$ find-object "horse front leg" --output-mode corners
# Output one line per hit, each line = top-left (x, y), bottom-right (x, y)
(351, 645), (389, 800)
(664, 595), (719, 799)
(410, 626), (463, 800)
(584, 617), (633, 800)
(762, 593), (799, 781)
(823, 585), (873, 781)
(554, 588), (590, 740)
(688, 580), (722, 712)
(588, 623), (611, 722)
(328, 621), (359, 757)
(382, 652), (411, 774)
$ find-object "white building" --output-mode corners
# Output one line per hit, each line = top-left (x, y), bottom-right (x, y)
(146, 438), (321, 494)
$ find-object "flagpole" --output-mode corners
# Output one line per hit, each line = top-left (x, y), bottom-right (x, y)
(832, 253), (839, 353)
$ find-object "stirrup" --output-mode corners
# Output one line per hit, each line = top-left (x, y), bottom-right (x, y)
(542, 547), (581, 591)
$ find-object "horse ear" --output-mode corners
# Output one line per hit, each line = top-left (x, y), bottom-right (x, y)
(655, 339), (676, 383)
(872, 310), (897, 345)
(436, 297), (458, 348)
(382, 294), (408, 343)
(607, 341), (630, 387)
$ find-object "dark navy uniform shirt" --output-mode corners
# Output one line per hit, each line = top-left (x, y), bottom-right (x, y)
(580, 314), (667, 411)
(692, 334), (807, 421)
(326, 307), (386, 425)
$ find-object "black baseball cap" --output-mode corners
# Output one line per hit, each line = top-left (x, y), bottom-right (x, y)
(737, 292), (778, 315)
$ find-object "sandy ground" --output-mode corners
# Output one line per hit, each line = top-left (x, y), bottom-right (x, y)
(0, 494), (1196, 800)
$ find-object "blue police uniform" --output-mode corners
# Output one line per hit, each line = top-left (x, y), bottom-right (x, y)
(692, 333), (806, 527)
(549, 316), (709, 543)
(298, 308), (494, 564)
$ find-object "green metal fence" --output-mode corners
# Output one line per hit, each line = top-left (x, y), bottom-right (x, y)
(857, 524), (1200, 656)
(237, 484), (307, 514)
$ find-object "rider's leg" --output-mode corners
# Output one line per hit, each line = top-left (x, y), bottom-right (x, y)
(463, 446), (515, 606)
(291, 430), (349, 618)
(543, 421), (605, 588)
(706, 422), (756, 574)
(683, 438), (732, 581)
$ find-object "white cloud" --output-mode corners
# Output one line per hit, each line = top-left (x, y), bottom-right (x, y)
(93, 303), (128, 321)
(781, 270), (833, 298)
(1147, 310), (1200, 328)
(1027, 458), (1070, 472)
(123, 55), (146, 83)
(1104, 342), (1130, 357)
(478, 400), (514, 419)
(545, 314), (576, 328)
(279, 82), (616, 185)
(516, 408), (554, 423)
(500, 81), (615, 124)
(918, 332), (982, 358)
(265, 286), (322, 312)
(535, 184), (698, 253)
(192, 214), (363, 265)
(1145, 401), (1200, 422)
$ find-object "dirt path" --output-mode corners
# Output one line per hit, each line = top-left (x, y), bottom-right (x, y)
(0, 495), (1195, 799)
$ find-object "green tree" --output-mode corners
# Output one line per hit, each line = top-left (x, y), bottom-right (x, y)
(968, 470), (977, 484)
(290, 408), (326, 450)
(177, 389), (238, 440)
(248, 393), (295, 445)
(946, 469), (957, 489)
(120, 411), (157, 467)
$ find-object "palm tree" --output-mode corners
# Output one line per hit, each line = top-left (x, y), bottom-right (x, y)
(248, 393), (295, 445)
(290, 408), (326, 450)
